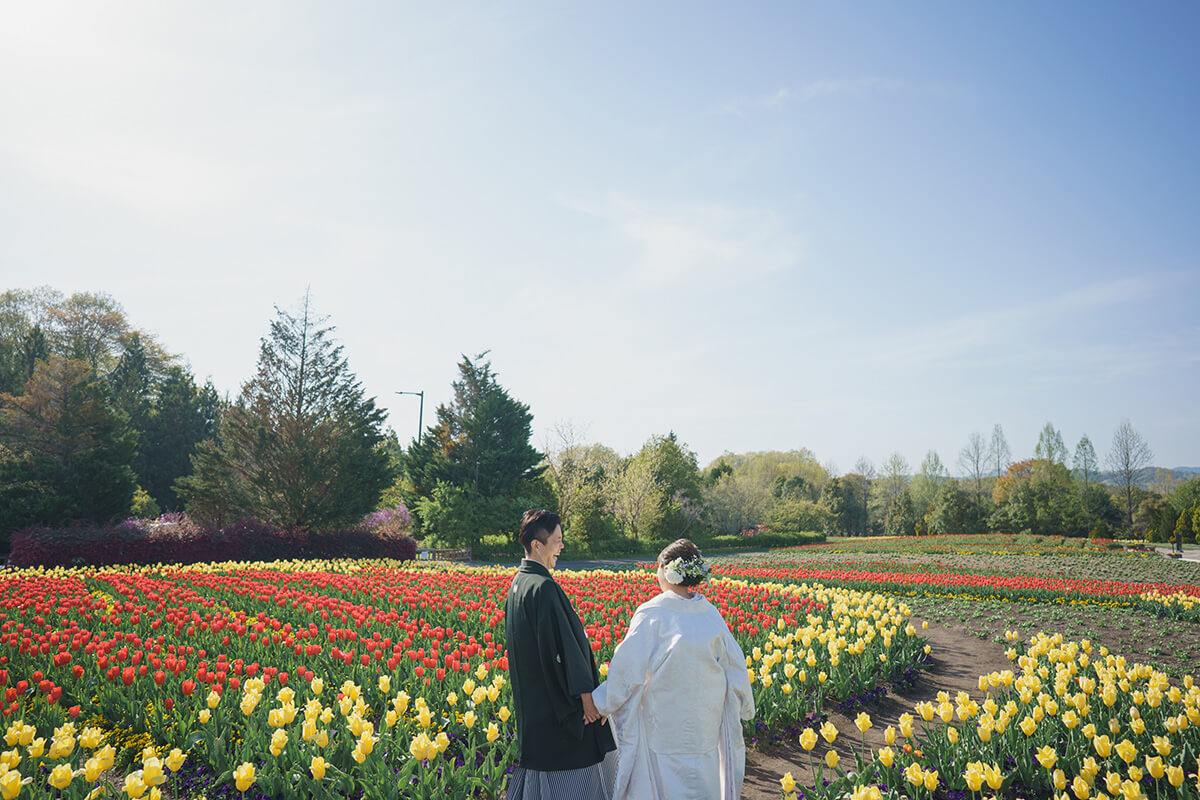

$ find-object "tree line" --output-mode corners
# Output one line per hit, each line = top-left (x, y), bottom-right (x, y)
(2, 287), (1196, 558)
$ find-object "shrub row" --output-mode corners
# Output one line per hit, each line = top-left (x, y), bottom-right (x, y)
(7, 520), (418, 569)
(469, 530), (826, 563)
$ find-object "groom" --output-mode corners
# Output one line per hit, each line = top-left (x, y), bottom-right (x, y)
(504, 509), (617, 799)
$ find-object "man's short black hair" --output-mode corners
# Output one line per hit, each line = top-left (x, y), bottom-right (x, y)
(520, 509), (561, 552)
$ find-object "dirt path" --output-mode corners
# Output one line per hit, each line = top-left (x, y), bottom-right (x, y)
(741, 613), (1015, 799)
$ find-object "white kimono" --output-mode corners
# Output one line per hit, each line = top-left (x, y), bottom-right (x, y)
(590, 591), (755, 800)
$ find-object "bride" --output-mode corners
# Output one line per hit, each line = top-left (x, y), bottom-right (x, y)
(591, 539), (755, 800)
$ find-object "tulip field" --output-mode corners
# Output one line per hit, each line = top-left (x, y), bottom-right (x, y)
(779, 632), (1200, 800)
(742, 536), (1200, 800)
(0, 559), (928, 799)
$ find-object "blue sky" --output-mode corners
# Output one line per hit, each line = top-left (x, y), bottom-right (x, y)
(2, 2), (1197, 472)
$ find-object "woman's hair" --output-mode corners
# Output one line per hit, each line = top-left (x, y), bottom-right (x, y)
(657, 538), (706, 587)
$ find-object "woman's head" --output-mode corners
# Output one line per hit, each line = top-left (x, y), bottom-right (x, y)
(656, 538), (708, 587)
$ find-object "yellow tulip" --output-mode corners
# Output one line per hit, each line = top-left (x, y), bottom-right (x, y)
(199, 709), (211, 724)
(486, 723), (500, 742)
(1144, 756), (1164, 780)
(825, 750), (839, 769)
(1037, 745), (1058, 769)
(27, 738), (44, 758)
(963, 762), (984, 792)
(878, 747), (894, 767)
(780, 772), (796, 793)
(1020, 715), (1038, 736)
(0, 770), (21, 800)
(234, 762), (256, 793)
(166, 748), (186, 772)
(820, 721), (838, 744)
(923, 769), (939, 792)
(799, 728), (817, 751)
(984, 763), (1004, 791)
(905, 763), (925, 786)
(310, 756), (326, 780)
(81, 727), (104, 749)
(1115, 739), (1137, 764)
(311, 677), (324, 695)
(1104, 771), (1123, 794)
(1094, 735), (1112, 758)
(142, 758), (166, 787)
(85, 757), (103, 782)
(1051, 767), (1070, 796)
(48, 763), (73, 790)
(883, 726), (896, 745)
(1072, 775), (1091, 799)
(1165, 765), (1183, 787)
(125, 770), (148, 799)
(947, 726), (959, 744)
(207, 691), (221, 709)
(499, 706), (512, 723)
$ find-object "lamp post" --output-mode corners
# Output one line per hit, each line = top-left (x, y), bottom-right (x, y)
(395, 390), (424, 444)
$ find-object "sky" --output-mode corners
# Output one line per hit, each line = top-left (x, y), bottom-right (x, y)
(2, 2), (1198, 474)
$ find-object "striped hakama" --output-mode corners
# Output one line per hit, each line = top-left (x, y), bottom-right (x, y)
(504, 748), (618, 800)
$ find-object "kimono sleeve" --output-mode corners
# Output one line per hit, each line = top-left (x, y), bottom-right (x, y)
(591, 608), (655, 717)
(536, 585), (596, 700)
(719, 618), (755, 721)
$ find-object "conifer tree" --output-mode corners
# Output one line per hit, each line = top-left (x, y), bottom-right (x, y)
(178, 293), (391, 529)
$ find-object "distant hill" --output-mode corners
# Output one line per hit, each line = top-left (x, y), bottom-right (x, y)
(1097, 466), (1200, 490)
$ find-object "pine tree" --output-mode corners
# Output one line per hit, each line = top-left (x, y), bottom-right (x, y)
(177, 293), (392, 530)
(402, 353), (543, 546)
(140, 367), (222, 509)
(0, 355), (136, 547)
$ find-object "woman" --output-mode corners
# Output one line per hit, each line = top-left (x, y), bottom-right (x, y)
(590, 539), (755, 800)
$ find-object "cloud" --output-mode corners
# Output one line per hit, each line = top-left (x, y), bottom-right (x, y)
(866, 274), (1183, 377)
(720, 76), (968, 116)
(720, 87), (791, 117)
(570, 192), (803, 289)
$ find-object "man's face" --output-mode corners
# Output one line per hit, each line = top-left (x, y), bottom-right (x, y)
(532, 525), (564, 569)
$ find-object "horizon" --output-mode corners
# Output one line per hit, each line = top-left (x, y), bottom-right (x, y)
(3, 3), (1197, 473)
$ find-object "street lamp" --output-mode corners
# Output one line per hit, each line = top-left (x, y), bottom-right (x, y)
(395, 390), (424, 444)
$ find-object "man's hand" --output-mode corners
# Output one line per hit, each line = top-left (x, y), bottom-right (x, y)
(580, 692), (606, 725)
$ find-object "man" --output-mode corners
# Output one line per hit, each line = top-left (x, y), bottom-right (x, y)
(504, 509), (617, 799)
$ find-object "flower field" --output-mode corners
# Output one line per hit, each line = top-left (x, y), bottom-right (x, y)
(0, 560), (927, 799)
(722, 536), (1200, 621)
(784, 632), (1200, 800)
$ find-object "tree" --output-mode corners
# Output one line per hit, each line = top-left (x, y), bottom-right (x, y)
(957, 432), (988, 509)
(401, 352), (542, 546)
(606, 432), (701, 541)
(1034, 423), (1069, 465)
(1073, 435), (1099, 485)
(607, 452), (663, 540)
(178, 294), (392, 530)
(703, 471), (772, 535)
(885, 489), (919, 537)
(989, 424), (1011, 477)
(140, 367), (222, 509)
(544, 423), (619, 526)
(910, 450), (948, 515)
(927, 481), (972, 535)
(1106, 419), (1154, 529)
(0, 355), (136, 546)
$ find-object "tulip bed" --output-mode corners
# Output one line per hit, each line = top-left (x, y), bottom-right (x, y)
(0, 560), (929, 799)
(782, 632), (1200, 800)
(719, 537), (1200, 622)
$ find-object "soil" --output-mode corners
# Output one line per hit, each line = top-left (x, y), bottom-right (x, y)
(739, 612), (1014, 800)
